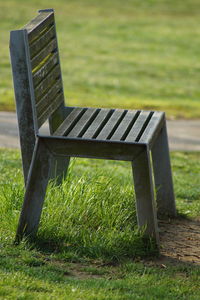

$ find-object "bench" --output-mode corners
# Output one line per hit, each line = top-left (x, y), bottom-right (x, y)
(10, 9), (176, 246)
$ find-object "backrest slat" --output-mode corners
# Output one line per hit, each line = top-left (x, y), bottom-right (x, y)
(33, 52), (59, 87)
(25, 11), (54, 43)
(37, 94), (64, 128)
(34, 64), (60, 101)
(29, 25), (55, 59)
(36, 80), (62, 116)
(31, 38), (57, 70)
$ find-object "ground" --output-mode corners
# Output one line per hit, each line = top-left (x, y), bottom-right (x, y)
(63, 217), (200, 280)
(149, 217), (200, 266)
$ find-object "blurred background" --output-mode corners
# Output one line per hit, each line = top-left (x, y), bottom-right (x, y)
(1, 0), (200, 119)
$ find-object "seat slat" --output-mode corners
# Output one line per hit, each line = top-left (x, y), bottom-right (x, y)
(33, 52), (59, 87)
(31, 38), (57, 70)
(25, 11), (54, 43)
(139, 111), (164, 144)
(30, 25), (55, 59)
(37, 93), (64, 128)
(34, 64), (61, 101)
(125, 111), (152, 142)
(53, 108), (86, 136)
(82, 108), (113, 139)
(67, 108), (99, 138)
(96, 109), (126, 140)
(110, 110), (139, 141)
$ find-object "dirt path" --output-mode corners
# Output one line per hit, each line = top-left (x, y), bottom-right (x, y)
(0, 111), (200, 150)
(159, 218), (200, 266)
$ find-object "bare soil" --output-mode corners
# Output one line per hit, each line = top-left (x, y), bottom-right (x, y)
(144, 217), (200, 267)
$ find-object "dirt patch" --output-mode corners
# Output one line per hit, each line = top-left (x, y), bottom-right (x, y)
(157, 217), (200, 266)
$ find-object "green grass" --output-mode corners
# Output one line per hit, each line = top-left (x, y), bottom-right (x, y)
(0, 149), (200, 299)
(1, 0), (200, 118)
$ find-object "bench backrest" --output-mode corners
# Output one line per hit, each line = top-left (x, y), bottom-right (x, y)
(10, 9), (65, 133)
(10, 9), (65, 183)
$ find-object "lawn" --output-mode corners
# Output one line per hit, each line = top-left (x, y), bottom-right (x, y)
(0, 0), (200, 118)
(0, 149), (200, 299)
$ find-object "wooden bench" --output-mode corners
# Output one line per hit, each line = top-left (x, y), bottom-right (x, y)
(10, 9), (176, 246)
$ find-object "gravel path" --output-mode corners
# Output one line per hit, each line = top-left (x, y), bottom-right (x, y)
(0, 111), (199, 151)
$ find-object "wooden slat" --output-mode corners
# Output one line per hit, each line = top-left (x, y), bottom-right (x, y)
(31, 38), (57, 70)
(36, 80), (62, 113)
(25, 12), (54, 43)
(110, 110), (139, 141)
(96, 109), (126, 140)
(37, 93), (64, 128)
(82, 108), (112, 139)
(67, 108), (98, 138)
(34, 64), (61, 100)
(139, 112), (164, 144)
(30, 25), (55, 59)
(33, 52), (59, 87)
(53, 108), (86, 136)
(125, 111), (152, 143)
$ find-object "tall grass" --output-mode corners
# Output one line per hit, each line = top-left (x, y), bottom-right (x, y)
(1, 150), (200, 262)
(0, 152), (157, 261)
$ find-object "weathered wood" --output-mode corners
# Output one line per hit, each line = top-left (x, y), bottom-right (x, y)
(31, 38), (57, 70)
(15, 138), (52, 243)
(25, 11), (54, 43)
(36, 79), (62, 110)
(67, 108), (99, 138)
(34, 64), (60, 101)
(82, 108), (112, 139)
(10, 29), (36, 185)
(125, 111), (152, 142)
(132, 147), (159, 244)
(96, 109), (126, 140)
(33, 52), (59, 87)
(30, 25), (55, 59)
(37, 93), (64, 128)
(53, 107), (86, 136)
(139, 111), (164, 147)
(41, 136), (145, 161)
(110, 110), (139, 141)
(152, 121), (176, 217)
(50, 155), (70, 185)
